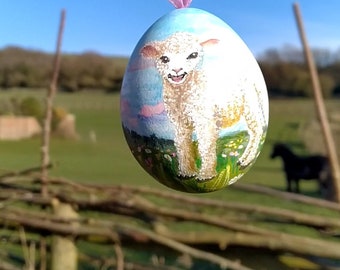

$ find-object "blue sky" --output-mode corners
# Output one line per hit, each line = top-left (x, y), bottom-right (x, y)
(1, 1), (340, 57)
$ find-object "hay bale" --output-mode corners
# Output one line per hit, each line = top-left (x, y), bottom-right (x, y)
(0, 116), (41, 140)
(54, 114), (78, 139)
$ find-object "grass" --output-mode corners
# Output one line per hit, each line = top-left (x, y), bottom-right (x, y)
(1, 89), (340, 269)
(122, 126), (260, 192)
(1, 89), (339, 225)
(0, 89), (339, 193)
(0, 89), (145, 185)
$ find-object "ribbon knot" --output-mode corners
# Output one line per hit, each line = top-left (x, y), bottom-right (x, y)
(169, 0), (192, 9)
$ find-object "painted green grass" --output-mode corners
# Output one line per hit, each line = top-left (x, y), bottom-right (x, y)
(123, 125), (269, 193)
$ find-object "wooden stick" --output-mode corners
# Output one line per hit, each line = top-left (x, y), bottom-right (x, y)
(0, 164), (52, 181)
(39, 237), (47, 270)
(116, 183), (340, 211)
(293, 2), (340, 202)
(0, 260), (21, 270)
(233, 182), (340, 211)
(51, 201), (78, 270)
(3, 205), (340, 261)
(116, 225), (254, 270)
(18, 227), (30, 269)
(39, 10), (66, 270)
(0, 211), (253, 270)
(40, 9), (66, 197)
(113, 243), (124, 270)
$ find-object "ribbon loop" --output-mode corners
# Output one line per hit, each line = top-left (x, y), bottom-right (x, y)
(168, 0), (192, 9)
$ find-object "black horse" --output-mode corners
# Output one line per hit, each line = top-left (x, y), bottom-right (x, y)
(270, 143), (330, 194)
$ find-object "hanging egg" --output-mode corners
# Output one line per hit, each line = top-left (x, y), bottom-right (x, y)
(120, 6), (269, 193)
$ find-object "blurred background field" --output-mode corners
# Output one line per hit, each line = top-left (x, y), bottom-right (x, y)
(1, 89), (339, 201)
(1, 86), (340, 270)
(2, 2), (340, 269)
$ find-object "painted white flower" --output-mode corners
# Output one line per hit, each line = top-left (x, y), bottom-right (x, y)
(229, 151), (239, 157)
(164, 154), (172, 162)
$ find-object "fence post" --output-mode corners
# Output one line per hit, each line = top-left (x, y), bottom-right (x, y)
(40, 9), (66, 196)
(51, 200), (78, 270)
(293, 2), (340, 202)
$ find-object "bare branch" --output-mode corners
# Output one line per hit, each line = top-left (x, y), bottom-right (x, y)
(113, 243), (124, 270)
(40, 9), (66, 196)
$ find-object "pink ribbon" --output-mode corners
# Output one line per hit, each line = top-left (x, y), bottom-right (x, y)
(168, 0), (192, 8)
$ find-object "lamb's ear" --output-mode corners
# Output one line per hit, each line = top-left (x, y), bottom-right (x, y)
(200, 39), (219, 47)
(140, 44), (159, 58)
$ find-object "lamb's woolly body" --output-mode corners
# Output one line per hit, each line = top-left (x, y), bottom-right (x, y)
(141, 32), (265, 180)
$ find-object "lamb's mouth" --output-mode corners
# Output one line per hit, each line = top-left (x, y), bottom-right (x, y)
(167, 72), (187, 84)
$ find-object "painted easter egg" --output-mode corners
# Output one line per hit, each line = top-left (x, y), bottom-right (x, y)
(120, 7), (268, 193)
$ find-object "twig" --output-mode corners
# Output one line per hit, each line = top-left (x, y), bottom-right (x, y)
(28, 241), (36, 270)
(39, 237), (47, 270)
(0, 210), (119, 240)
(109, 185), (340, 228)
(3, 181), (340, 231)
(3, 200), (340, 260)
(13, 174), (335, 210)
(115, 223), (254, 270)
(40, 9), (66, 197)
(0, 260), (21, 270)
(47, 179), (340, 211)
(18, 227), (30, 269)
(113, 243), (124, 270)
(233, 182), (340, 211)
(45, 176), (99, 193)
(3, 176), (340, 265)
(0, 164), (52, 181)
(78, 252), (182, 270)
(0, 208), (252, 270)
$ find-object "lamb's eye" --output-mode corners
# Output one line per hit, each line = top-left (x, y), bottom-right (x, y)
(160, 56), (170, 63)
(187, 52), (198, 59)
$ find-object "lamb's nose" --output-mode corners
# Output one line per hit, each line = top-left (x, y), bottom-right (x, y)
(172, 68), (183, 74)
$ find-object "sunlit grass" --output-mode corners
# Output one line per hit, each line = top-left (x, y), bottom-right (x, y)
(0, 89), (339, 201)
(1, 89), (340, 269)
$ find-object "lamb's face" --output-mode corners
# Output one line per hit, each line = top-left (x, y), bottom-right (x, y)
(140, 33), (219, 86)
(154, 47), (203, 85)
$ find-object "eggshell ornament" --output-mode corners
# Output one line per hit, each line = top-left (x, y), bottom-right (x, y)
(120, 5), (269, 193)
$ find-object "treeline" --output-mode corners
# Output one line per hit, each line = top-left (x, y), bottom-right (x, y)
(258, 45), (340, 98)
(0, 46), (127, 92)
(1, 45), (340, 97)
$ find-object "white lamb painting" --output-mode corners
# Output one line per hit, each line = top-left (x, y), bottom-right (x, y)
(140, 32), (267, 180)
(120, 8), (268, 192)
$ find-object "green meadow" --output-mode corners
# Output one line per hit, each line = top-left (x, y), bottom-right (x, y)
(1, 89), (340, 269)
(1, 89), (338, 195)
(1, 89), (339, 197)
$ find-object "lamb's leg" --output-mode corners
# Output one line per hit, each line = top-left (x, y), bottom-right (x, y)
(195, 122), (218, 180)
(238, 98), (264, 168)
(238, 117), (262, 167)
(174, 124), (197, 177)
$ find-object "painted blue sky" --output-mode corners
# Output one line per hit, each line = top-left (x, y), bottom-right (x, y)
(1, 1), (340, 58)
